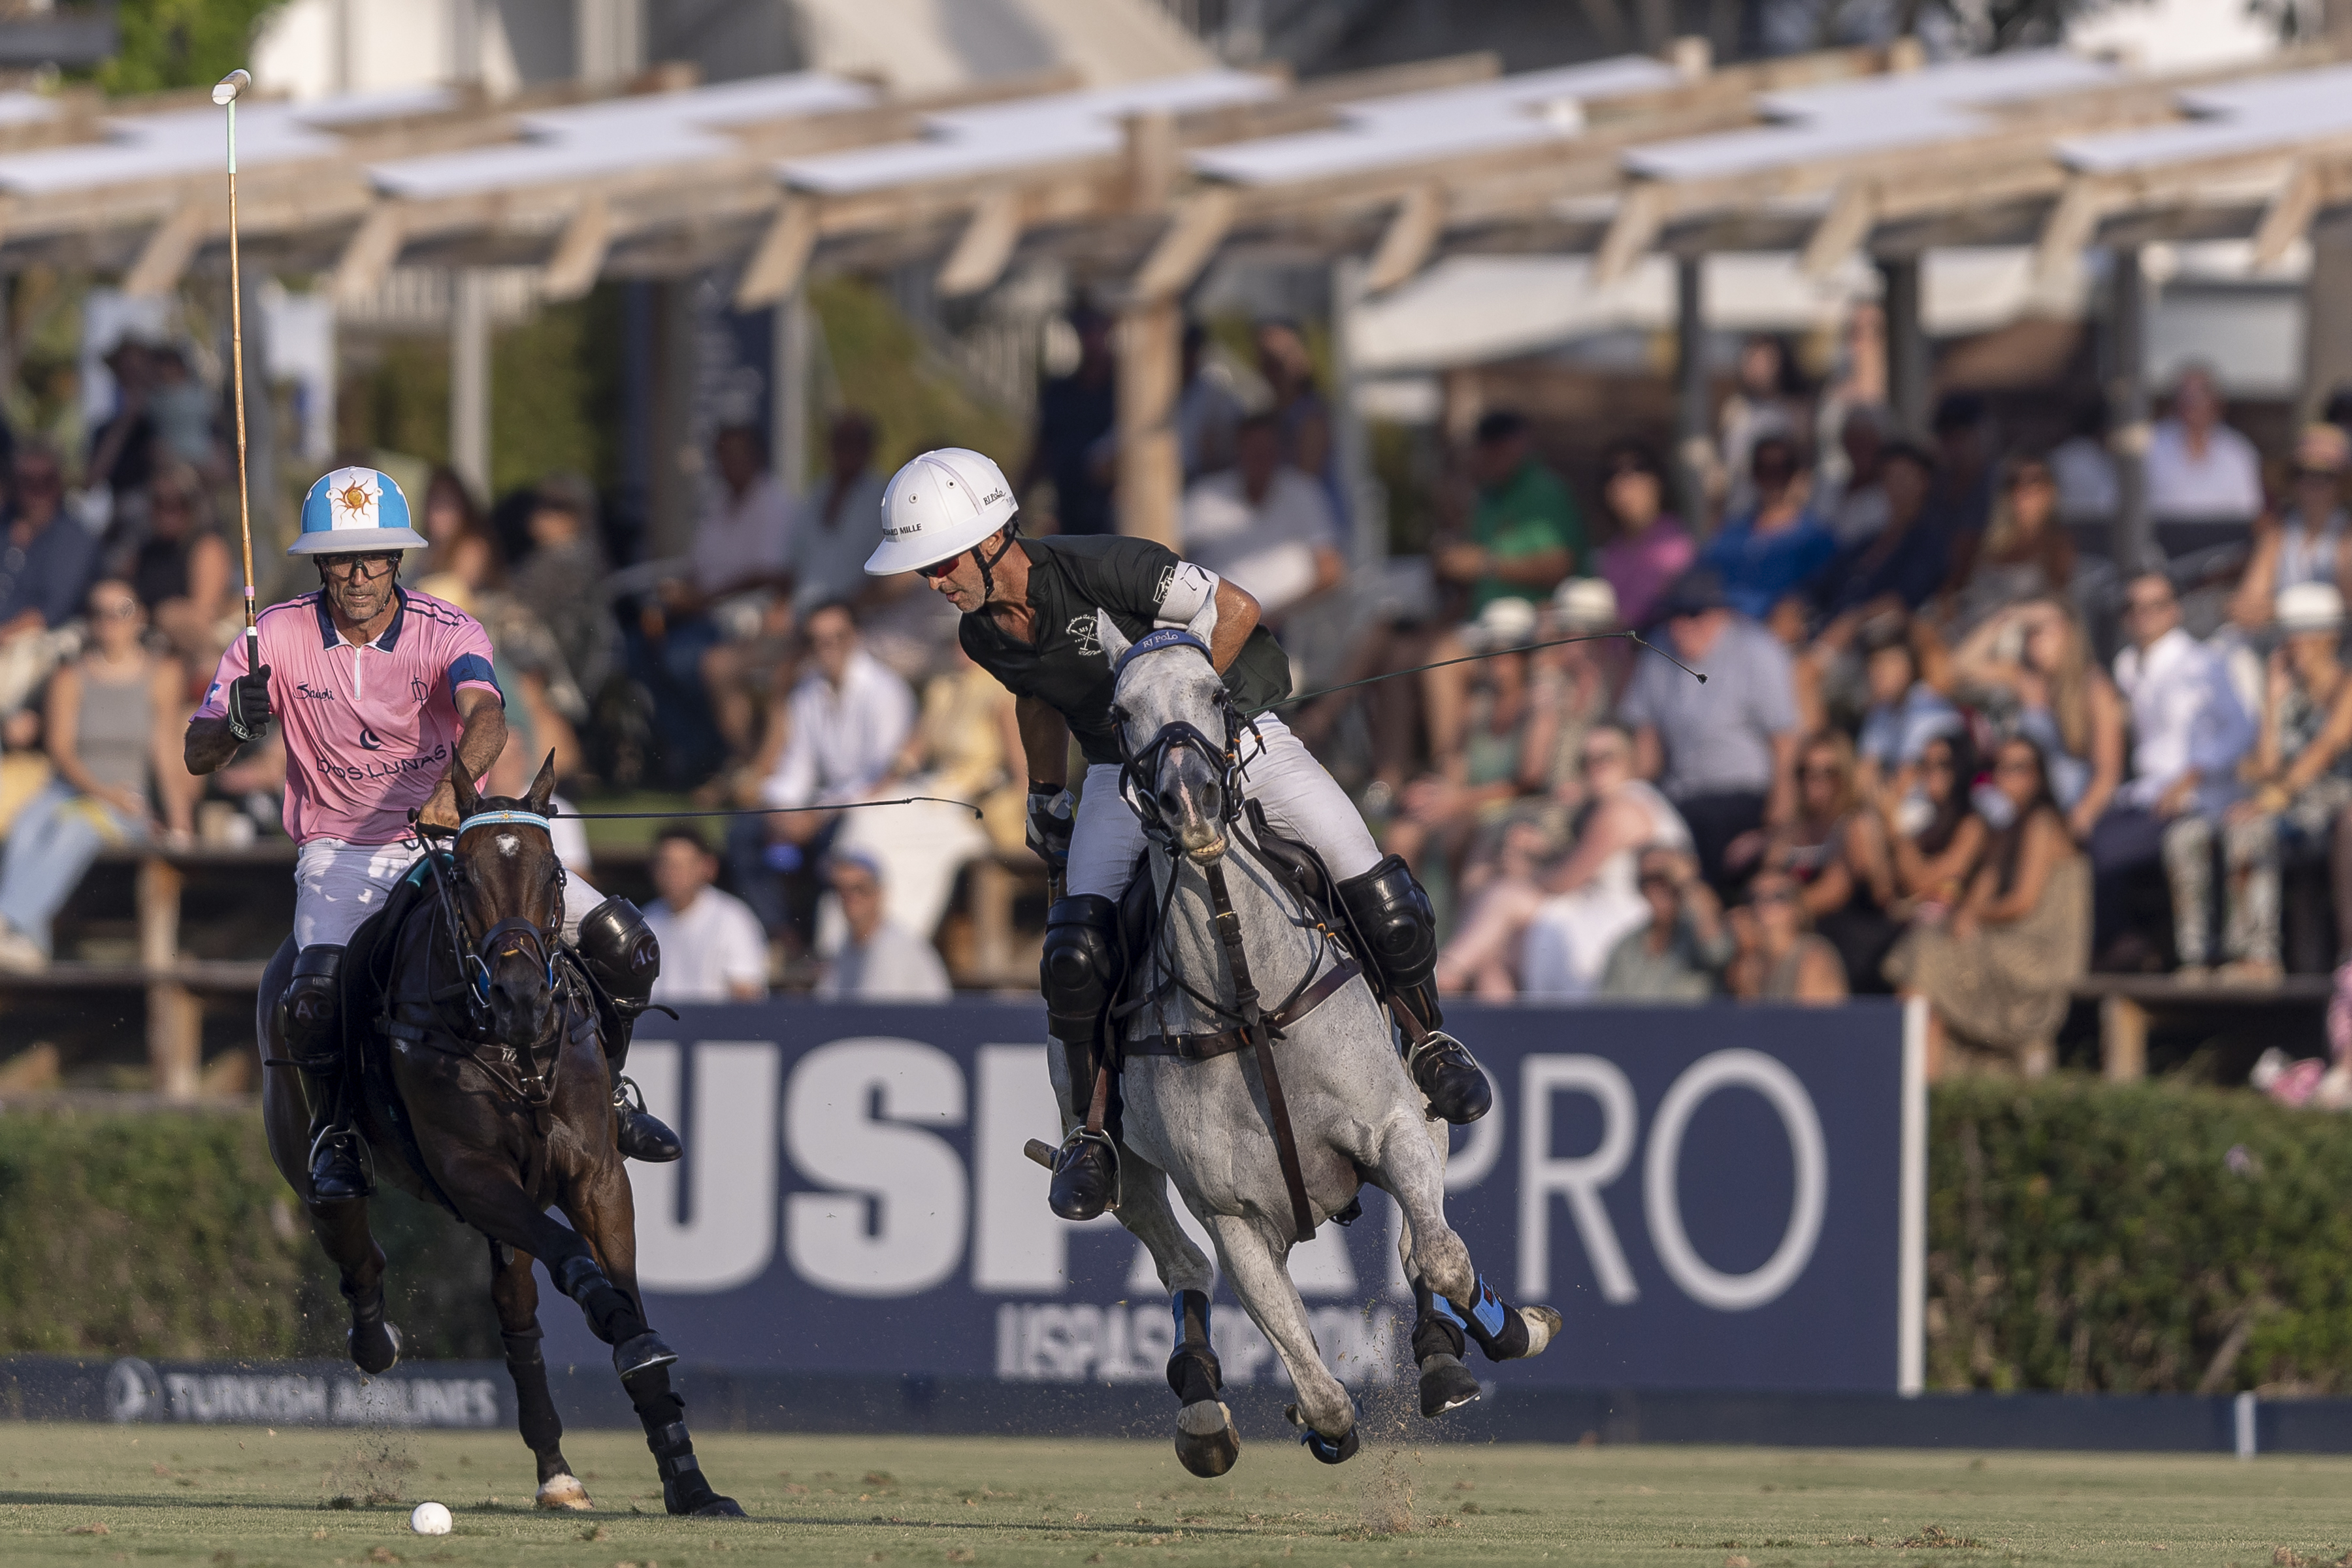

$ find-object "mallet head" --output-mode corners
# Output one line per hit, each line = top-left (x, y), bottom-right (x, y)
(211, 69), (250, 107)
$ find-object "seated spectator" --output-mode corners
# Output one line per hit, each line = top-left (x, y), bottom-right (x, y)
(2050, 394), (2120, 525)
(1717, 333), (1807, 521)
(1764, 594), (1831, 740)
(1945, 452), (2075, 634)
(115, 462), (229, 681)
(1175, 320), (1241, 483)
(2093, 572), (2257, 972)
(1622, 570), (1799, 889)
(781, 413), (887, 621)
(1388, 597), (1539, 887)
(1854, 617), (1961, 799)
(1826, 404), (1891, 546)
(1433, 410), (1579, 615)
(86, 334), (156, 515)
(1516, 576), (1624, 798)
(1886, 734), (2089, 1076)
(1023, 303), (1117, 536)
(1725, 868), (1848, 1002)
(642, 824), (769, 1004)
(830, 638), (1023, 947)
(1599, 845), (1733, 1000)
(0, 441), (99, 715)
(416, 466), (481, 576)
(1852, 730), (1987, 919)
(1256, 317), (1348, 534)
(1592, 438), (1693, 629)
(2146, 363), (2262, 524)
(2232, 424), (2352, 630)
(1179, 412), (1343, 625)
(0, 581), (190, 969)
(2227, 583), (2352, 972)
(1925, 391), (1996, 557)
(734, 603), (915, 941)
(1817, 439), (1945, 621)
(1952, 597), (2124, 840)
(815, 850), (952, 1002)
(1767, 730), (1895, 990)
(1437, 721), (1691, 1000)
(1700, 435), (1835, 623)
(515, 484), (614, 708)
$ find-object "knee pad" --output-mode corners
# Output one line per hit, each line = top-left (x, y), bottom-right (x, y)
(283, 945), (345, 1066)
(577, 896), (659, 1009)
(1335, 855), (1439, 994)
(1041, 894), (1122, 1047)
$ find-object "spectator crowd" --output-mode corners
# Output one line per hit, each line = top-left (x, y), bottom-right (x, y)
(9, 305), (2352, 1065)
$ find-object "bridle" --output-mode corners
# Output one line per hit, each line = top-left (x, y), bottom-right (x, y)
(1107, 628), (1250, 852)
(430, 807), (566, 1028)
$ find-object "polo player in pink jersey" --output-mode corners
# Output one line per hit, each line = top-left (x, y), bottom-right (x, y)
(185, 466), (678, 1201)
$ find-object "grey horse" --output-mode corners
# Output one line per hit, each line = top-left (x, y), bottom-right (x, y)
(1058, 603), (1560, 1475)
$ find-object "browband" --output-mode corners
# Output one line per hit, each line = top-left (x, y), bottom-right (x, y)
(1114, 627), (1211, 678)
(459, 808), (553, 831)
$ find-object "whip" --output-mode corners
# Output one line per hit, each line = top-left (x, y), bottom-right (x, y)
(214, 69), (258, 684)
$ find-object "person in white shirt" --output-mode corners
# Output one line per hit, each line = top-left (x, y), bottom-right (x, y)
(783, 414), (888, 618)
(689, 425), (796, 607)
(1179, 414), (1345, 623)
(2091, 573), (2259, 975)
(2145, 365), (2264, 525)
(813, 849), (951, 1002)
(642, 825), (769, 1004)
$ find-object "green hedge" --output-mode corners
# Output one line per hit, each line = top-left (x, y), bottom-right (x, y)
(13, 1085), (2352, 1392)
(0, 1107), (494, 1360)
(1929, 1075), (2352, 1394)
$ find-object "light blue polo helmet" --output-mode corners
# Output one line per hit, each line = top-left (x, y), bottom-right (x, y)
(289, 466), (429, 556)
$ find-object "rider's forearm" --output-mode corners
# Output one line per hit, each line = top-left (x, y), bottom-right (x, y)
(1017, 696), (1069, 790)
(1207, 579), (1260, 673)
(453, 699), (508, 783)
(184, 715), (242, 776)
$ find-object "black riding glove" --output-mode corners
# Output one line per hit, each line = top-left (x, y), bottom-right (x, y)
(227, 665), (272, 743)
(1027, 785), (1073, 874)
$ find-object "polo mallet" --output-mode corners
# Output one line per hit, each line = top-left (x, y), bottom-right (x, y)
(213, 68), (258, 683)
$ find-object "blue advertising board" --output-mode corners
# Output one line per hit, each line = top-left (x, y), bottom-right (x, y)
(544, 1000), (1923, 1396)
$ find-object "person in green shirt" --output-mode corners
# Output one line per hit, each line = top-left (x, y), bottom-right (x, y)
(1435, 411), (1581, 614)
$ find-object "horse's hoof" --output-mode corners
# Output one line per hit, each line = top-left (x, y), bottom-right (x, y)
(691, 1495), (747, 1518)
(349, 1321), (400, 1376)
(1174, 1400), (1239, 1478)
(1516, 1305), (1563, 1358)
(613, 1330), (678, 1379)
(535, 1473), (593, 1511)
(1418, 1353), (1481, 1418)
(1285, 1404), (1359, 1466)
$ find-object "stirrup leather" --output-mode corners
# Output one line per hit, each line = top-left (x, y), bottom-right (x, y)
(612, 1074), (649, 1115)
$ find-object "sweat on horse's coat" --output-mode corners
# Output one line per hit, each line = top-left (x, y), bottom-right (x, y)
(1071, 602), (1560, 1475)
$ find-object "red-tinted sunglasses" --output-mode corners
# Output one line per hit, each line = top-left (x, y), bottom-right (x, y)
(916, 553), (961, 581)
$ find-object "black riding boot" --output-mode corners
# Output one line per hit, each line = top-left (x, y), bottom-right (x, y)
(577, 897), (681, 1163)
(284, 946), (368, 1201)
(1047, 1037), (1119, 1222)
(1335, 857), (1492, 1125)
(1042, 894), (1122, 1222)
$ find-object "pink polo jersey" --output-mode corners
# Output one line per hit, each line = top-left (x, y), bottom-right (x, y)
(197, 587), (504, 846)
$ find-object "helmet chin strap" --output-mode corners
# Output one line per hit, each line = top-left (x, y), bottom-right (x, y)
(972, 523), (1020, 604)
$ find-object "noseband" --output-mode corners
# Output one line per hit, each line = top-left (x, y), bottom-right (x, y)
(440, 808), (564, 1013)
(1109, 629), (1246, 850)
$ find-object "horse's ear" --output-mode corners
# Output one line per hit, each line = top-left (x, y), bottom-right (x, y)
(1094, 608), (1131, 667)
(526, 750), (557, 816)
(449, 755), (480, 819)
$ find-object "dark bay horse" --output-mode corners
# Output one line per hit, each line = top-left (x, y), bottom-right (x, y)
(257, 755), (740, 1518)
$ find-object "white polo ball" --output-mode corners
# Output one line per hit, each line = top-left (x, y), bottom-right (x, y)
(409, 1501), (452, 1536)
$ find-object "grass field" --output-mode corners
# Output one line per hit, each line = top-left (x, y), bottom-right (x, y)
(0, 1421), (2341, 1567)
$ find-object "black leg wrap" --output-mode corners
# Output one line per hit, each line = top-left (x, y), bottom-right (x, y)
(340, 1276), (400, 1376)
(502, 1330), (564, 1456)
(632, 1384), (743, 1518)
(1445, 1274), (1531, 1362)
(1164, 1290), (1222, 1406)
(549, 1250), (648, 1348)
(1411, 1278), (1480, 1418)
(1411, 1281), (1467, 1364)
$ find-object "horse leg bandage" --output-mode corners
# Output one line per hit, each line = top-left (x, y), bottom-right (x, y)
(1436, 1273), (1528, 1362)
(1165, 1290), (1222, 1406)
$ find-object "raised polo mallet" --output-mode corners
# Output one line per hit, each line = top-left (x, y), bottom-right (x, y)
(213, 68), (258, 680)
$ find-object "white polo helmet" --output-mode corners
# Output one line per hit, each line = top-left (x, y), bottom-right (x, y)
(864, 447), (1019, 576)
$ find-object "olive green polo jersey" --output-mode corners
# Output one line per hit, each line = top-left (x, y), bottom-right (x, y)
(958, 535), (1292, 768)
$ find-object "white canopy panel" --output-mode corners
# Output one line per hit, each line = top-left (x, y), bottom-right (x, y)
(1624, 50), (2120, 182)
(0, 86), (459, 197)
(1187, 56), (1680, 186)
(369, 74), (877, 199)
(779, 69), (1279, 194)
(2057, 62), (2352, 174)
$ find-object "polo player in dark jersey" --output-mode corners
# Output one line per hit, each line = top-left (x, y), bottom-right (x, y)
(862, 447), (1488, 1222)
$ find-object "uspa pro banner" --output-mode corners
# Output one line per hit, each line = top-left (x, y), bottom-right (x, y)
(544, 1000), (1923, 1394)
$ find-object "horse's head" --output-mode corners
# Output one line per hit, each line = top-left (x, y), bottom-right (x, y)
(446, 751), (565, 1048)
(1098, 602), (1239, 866)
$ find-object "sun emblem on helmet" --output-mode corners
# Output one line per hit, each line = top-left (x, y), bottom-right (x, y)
(336, 482), (370, 517)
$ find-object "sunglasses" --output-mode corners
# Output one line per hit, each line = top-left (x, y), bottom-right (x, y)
(915, 554), (961, 582)
(321, 553), (400, 581)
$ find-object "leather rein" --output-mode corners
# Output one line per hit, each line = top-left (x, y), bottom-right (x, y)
(1103, 631), (1335, 1243)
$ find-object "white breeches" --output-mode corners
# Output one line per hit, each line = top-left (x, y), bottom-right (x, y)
(294, 838), (603, 950)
